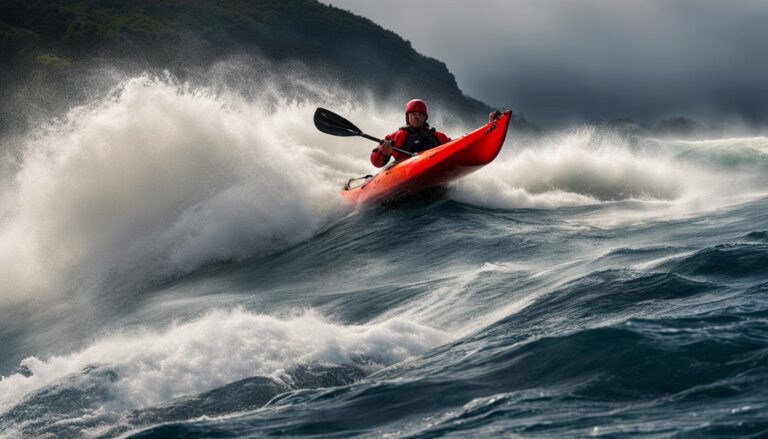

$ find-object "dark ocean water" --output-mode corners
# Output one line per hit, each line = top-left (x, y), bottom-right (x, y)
(129, 197), (768, 439)
(1, 77), (767, 438)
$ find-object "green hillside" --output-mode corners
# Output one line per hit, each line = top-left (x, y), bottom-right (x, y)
(0, 0), (535, 135)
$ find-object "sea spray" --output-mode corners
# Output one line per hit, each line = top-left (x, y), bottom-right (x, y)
(0, 75), (354, 302)
(452, 127), (768, 211)
(0, 308), (447, 432)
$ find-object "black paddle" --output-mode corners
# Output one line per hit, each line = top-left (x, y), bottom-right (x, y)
(313, 107), (414, 157)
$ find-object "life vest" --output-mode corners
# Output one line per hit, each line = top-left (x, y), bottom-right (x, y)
(399, 125), (441, 153)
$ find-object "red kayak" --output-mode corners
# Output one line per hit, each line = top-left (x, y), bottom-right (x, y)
(341, 111), (512, 204)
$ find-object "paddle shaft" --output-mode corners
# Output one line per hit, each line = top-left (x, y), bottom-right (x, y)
(360, 133), (382, 143)
(359, 134), (414, 157)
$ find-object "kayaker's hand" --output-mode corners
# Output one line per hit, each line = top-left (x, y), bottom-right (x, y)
(489, 111), (501, 123)
(379, 140), (393, 156)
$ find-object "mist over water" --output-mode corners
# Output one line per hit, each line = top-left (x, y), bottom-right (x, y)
(1, 71), (768, 438)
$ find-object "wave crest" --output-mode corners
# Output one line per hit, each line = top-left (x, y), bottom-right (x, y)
(0, 75), (345, 301)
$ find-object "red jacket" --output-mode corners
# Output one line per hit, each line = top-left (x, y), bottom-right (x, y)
(370, 125), (451, 167)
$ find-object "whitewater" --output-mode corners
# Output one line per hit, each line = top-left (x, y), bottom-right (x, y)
(1, 74), (767, 438)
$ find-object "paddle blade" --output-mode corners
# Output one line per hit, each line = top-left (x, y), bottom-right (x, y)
(314, 107), (363, 137)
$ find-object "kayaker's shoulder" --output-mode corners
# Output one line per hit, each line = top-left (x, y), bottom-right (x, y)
(434, 130), (451, 143)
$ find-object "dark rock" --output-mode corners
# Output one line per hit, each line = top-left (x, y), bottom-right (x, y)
(653, 116), (708, 137)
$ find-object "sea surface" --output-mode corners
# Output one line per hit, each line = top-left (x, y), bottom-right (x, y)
(1, 75), (767, 438)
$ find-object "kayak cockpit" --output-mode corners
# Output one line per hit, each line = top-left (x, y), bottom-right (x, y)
(344, 175), (373, 190)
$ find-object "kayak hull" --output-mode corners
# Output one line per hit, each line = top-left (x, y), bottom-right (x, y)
(341, 111), (512, 205)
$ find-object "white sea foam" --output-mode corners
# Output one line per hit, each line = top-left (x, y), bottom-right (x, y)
(451, 127), (767, 211)
(0, 75), (378, 302)
(657, 135), (768, 152)
(0, 308), (447, 417)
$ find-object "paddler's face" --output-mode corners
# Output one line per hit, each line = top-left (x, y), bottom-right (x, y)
(407, 111), (427, 128)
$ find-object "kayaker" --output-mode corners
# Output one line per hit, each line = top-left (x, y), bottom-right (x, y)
(370, 99), (451, 167)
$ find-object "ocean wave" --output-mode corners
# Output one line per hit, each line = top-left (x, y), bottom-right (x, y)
(0, 74), (351, 302)
(127, 308), (768, 438)
(0, 308), (446, 436)
(658, 243), (768, 279)
(451, 128), (768, 211)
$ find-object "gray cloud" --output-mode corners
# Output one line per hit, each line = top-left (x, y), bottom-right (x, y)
(325, 0), (768, 127)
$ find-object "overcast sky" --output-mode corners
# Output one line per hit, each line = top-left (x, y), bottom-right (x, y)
(325, 0), (767, 127)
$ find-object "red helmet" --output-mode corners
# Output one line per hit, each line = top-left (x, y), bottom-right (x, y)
(405, 99), (428, 116)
